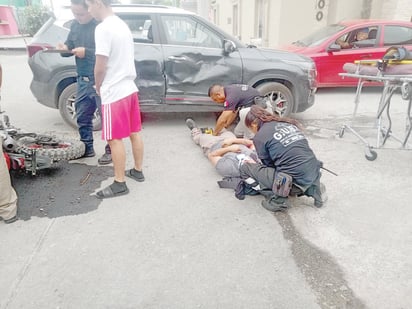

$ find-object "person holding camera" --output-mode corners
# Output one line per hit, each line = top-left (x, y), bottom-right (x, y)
(0, 63), (18, 224)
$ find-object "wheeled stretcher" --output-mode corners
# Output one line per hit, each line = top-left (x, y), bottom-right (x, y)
(338, 59), (412, 161)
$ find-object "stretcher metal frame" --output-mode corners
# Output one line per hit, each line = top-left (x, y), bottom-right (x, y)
(338, 69), (412, 161)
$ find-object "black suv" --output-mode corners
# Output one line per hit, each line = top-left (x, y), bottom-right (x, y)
(27, 4), (317, 129)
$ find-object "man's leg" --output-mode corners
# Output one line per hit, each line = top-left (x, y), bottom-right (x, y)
(76, 79), (96, 156)
(108, 139), (126, 182)
(0, 140), (18, 223)
(303, 173), (327, 207)
(130, 132), (144, 171)
(95, 138), (129, 199)
(122, 93), (145, 182)
(125, 132), (145, 182)
(96, 98), (130, 198)
(186, 118), (223, 155)
(239, 162), (276, 189)
(96, 94), (112, 165)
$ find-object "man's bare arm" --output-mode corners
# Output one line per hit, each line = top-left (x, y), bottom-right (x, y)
(222, 138), (253, 147)
(214, 110), (237, 135)
(207, 145), (241, 166)
(94, 54), (108, 95)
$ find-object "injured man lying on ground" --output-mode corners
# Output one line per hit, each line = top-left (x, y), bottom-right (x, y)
(185, 118), (258, 192)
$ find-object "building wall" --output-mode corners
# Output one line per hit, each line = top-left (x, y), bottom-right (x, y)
(211, 0), (233, 34)
(0, 5), (19, 35)
(239, 1), (260, 44)
(380, 0), (412, 20)
(278, 0), (327, 47)
(197, 0), (211, 20)
(213, 0), (412, 49)
(327, 0), (365, 22)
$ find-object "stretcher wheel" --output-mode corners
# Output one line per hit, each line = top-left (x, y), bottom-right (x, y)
(365, 149), (377, 161)
(338, 127), (345, 138)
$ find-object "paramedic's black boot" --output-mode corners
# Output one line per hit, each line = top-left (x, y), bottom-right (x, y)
(261, 195), (289, 212)
(305, 182), (327, 208)
(314, 183), (327, 207)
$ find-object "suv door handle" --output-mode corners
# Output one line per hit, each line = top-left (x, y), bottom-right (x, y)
(168, 56), (187, 61)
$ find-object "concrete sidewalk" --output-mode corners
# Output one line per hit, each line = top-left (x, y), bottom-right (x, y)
(0, 35), (29, 51)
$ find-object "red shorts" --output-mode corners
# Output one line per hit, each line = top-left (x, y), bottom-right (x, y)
(101, 92), (142, 141)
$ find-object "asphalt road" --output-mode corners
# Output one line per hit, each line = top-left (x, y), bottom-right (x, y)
(0, 51), (411, 309)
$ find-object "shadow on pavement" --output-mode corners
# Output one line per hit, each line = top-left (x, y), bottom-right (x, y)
(11, 162), (112, 220)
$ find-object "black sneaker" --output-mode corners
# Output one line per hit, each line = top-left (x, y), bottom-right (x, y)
(98, 153), (112, 165)
(82, 149), (96, 158)
(314, 183), (327, 208)
(234, 180), (246, 200)
(185, 118), (197, 130)
(125, 168), (145, 182)
(3, 215), (18, 224)
(261, 196), (289, 212)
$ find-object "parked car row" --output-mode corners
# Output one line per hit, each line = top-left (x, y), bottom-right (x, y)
(27, 4), (317, 130)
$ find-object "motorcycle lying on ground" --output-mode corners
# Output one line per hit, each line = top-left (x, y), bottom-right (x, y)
(1, 105), (85, 176)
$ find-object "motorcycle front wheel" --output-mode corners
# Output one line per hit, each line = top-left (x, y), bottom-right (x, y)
(16, 134), (85, 162)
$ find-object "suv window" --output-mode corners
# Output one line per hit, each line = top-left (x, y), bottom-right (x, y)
(120, 14), (153, 43)
(335, 26), (378, 49)
(384, 25), (412, 46)
(160, 15), (222, 48)
(301, 24), (345, 47)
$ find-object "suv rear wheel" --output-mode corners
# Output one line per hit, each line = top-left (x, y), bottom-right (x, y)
(58, 83), (102, 131)
(256, 82), (294, 117)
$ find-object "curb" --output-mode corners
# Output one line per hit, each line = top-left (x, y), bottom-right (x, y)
(0, 47), (26, 51)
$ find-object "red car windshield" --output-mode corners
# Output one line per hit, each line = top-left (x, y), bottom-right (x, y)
(293, 24), (346, 47)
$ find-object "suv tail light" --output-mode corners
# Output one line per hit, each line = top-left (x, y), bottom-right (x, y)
(308, 66), (317, 89)
(27, 43), (54, 58)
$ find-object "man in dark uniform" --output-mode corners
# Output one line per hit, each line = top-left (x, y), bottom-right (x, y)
(208, 84), (261, 137)
(59, 0), (111, 163)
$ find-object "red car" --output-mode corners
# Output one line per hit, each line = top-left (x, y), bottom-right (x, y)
(280, 20), (412, 87)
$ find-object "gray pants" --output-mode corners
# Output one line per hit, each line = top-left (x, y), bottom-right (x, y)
(0, 137), (18, 221)
(192, 129), (236, 156)
(239, 162), (275, 190)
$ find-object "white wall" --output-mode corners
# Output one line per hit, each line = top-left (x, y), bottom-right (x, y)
(211, 0), (233, 34)
(239, 1), (257, 44)
(213, 0), (412, 49)
(327, 0), (364, 21)
(380, 0), (412, 20)
(277, 0), (327, 47)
